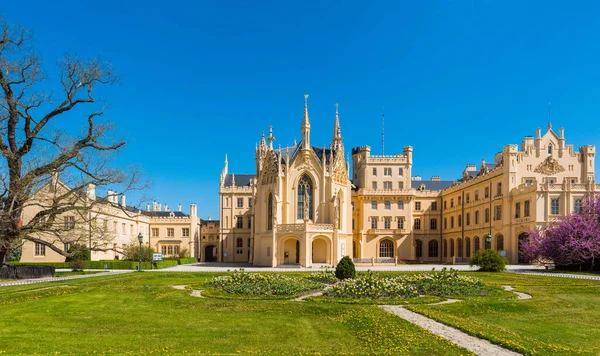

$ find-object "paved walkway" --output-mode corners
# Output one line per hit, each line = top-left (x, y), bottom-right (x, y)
(146, 263), (546, 273)
(508, 270), (600, 281)
(0, 270), (133, 288)
(380, 305), (521, 356)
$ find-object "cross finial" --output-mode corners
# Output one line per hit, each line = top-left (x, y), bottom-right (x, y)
(548, 102), (552, 130)
(304, 94), (309, 107)
(335, 102), (339, 113)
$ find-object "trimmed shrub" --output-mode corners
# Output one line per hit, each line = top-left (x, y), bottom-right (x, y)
(470, 249), (508, 272)
(154, 259), (179, 269)
(122, 245), (155, 262)
(178, 257), (197, 265)
(70, 259), (86, 271)
(335, 256), (356, 280)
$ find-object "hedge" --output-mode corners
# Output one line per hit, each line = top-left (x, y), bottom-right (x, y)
(177, 257), (197, 265)
(12, 257), (197, 270)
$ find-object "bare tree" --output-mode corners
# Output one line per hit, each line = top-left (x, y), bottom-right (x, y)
(0, 18), (142, 265)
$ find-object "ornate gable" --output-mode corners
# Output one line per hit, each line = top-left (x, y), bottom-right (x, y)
(259, 150), (279, 185)
(332, 149), (347, 184)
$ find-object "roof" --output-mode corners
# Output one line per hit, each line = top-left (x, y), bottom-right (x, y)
(223, 174), (254, 187)
(411, 180), (454, 191)
(311, 146), (334, 165)
(141, 211), (189, 218)
(200, 219), (220, 225)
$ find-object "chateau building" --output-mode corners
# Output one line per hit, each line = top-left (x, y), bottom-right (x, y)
(20, 178), (203, 263)
(221, 97), (598, 266)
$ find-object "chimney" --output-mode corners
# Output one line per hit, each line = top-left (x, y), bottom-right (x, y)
(120, 195), (126, 207)
(146, 204), (150, 211)
(158, 203), (162, 212)
(412, 176), (422, 181)
(430, 176), (440, 181)
(208, 215), (211, 221)
(559, 128), (564, 138)
(177, 204), (182, 212)
(165, 204), (169, 212)
(107, 190), (114, 203)
(536, 127), (541, 138)
(190, 203), (197, 218)
(86, 183), (96, 200)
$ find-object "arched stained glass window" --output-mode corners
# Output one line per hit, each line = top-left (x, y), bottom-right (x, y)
(297, 174), (314, 220)
(267, 193), (273, 230)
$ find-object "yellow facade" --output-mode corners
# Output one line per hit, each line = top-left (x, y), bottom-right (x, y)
(221, 99), (599, 266)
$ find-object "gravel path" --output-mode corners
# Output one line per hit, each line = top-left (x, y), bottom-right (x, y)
(0, 270), (133, 288)
(380, 305), (521, 356)
(170, 285), (204, 298)
(503, 285), (532, 300)
(508, 270), (600, 281)
(293, 290), (324, 301)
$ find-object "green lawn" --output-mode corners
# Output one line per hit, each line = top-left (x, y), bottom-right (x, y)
(0, 272), (470, 355)
(408, 272), (600, 355)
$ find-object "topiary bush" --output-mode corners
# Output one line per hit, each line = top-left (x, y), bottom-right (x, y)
(335, 256), (356, 280)
(70, 259), (86, 271)
(470, 249), (508, 272)
(65, 244), (91, 262)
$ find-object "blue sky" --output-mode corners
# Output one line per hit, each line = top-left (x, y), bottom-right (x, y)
(3, 1), (600, 217)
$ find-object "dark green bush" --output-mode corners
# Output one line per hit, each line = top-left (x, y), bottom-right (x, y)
(469, 249), (508, 272)
(122, 245), (155, 262)
(154, 259), (179, 269)
(335, 256), (356, 280)
(65, 244), (91, 262)
(70, 259), (86, 271)
(178, 257), (197, 265)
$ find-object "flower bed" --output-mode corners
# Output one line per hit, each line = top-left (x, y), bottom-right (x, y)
(306, 269), (338, 284)
(326, 269), (484, 299)
(208, 270), (324, 296)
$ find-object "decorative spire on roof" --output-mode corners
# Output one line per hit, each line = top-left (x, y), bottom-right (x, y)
(332, 102), (342, 150)
(547, 102), (552, 131)
(268, 125), (275, 149)
(301, 94), (311, 149)
(259, 130), (267, 151)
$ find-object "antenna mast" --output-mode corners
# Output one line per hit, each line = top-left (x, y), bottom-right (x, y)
(381, 110), (385, 155)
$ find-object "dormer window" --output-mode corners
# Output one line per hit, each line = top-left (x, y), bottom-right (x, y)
(548, 143), (553, 155)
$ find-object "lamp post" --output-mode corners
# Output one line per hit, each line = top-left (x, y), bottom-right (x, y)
(137, 232), (144, 272)
(485, 233), (492, 250)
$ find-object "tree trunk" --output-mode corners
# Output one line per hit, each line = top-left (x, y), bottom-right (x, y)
(589, 256), (595, 272)
(0, 246), (8, 266)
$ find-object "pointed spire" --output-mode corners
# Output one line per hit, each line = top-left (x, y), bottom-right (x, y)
(548, 102), (552, 131)
(267, 125), (275, 149)
(332, 103), (342, 149)
(259, 130), (267, 150)
(301, 94), (311, 148)
(224, 153), (228, 164)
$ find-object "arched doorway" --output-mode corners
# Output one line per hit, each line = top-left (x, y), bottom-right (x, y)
(204, 245), (217, 262)
(518, 232), (528, 263)
(283, 238), (300, 264)
(312, 237), (329, 264)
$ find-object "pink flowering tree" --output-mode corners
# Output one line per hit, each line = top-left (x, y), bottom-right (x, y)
(522, 194), (600, 271)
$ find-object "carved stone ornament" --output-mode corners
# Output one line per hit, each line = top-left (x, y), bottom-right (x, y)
(534, 156), (565, 175)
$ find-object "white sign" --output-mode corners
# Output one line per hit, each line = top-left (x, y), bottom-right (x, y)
(152, 253), (163, 261)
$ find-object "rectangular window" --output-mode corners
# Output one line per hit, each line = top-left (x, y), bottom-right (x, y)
(398, 181), (404, 189)
(474, 190), (479, 201)
(398, 168), (404, 176)
(450, 199), (454, 208)
(466, 213), (470, 226)
(415, 201), (421, 211)
(383, 181), (392, 190)
(122, 223), (126, 234)
(551, 198), (559, 215)
(525, 179), (533, 185)
(397, 201), (404, 210)
(167, 246), (173, 255)
(371, 217), (377, 229)
(161, 246), (167, 255)
(431, 202), (437, 211)
(466, 194), (470, 203)
(352, 219), (354, 230)
(475, 211), (479, 224)
(444, 201), (447, 210)
(444, 217), (447, 229)
(414, 218), (421, 230)
(182, 228), (190, 237)
(384, 217), (391, 229)
(236, 237), (243, 255)
(524, 200), (530, 217)
(247, 217), (252, 229)
(113, 221), (117, 232)
(64, 216), (75, 230)
(372, 168), (377, 176)
(372, 181), (377, 190)
(248, 238), (251, 248)
(35, 243), (46, 256)
(430, 218), (437, 230)
(458, 197), (462, 206)
(450, 216), (454, 228)
(248, 198), (253, 208)
(152, 228), (159, 237)
(130, 224), (134, 236)
(485, 208), (490, 223)
(485, 187), (489, 198)
(495, 206), (502, 220)
(574, 199), (582, 213)
(384, 201), (391, 210)
(458, 214), (462, 227)
(237, 216), (243, 228)
(496, 182), (502, 196)
(515, 202), (521, 218)
(237, 198), (243, 208)
(371, 201), (377, 210)
(398, 217), (404, 229)
(384, 168), (392, 176)
(167, 228), (174, 237)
